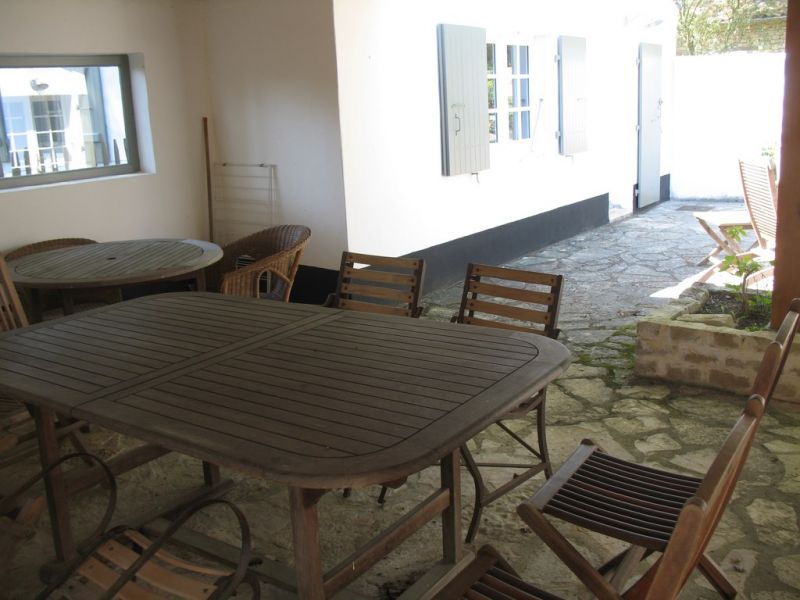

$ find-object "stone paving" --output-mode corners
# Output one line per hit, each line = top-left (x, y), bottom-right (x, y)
(3, 200), (799, 599)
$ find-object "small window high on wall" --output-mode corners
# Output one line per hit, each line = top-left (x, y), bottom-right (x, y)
(438, 24), (490, 176)
(0, 54), (139, 189)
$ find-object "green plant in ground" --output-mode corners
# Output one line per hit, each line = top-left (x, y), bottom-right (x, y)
(718, 226), (772, 326)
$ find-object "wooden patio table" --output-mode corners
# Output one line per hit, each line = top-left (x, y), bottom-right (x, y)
(0, 292), (571, 599)
(7, 238), (222, 320)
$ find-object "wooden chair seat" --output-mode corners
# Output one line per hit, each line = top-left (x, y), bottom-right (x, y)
(437, 545), (563, 600)
(205, 225), (311, 301)
(532, 442), (702, 551)
(453, 263), (564, 543)
(1, 453), (256, 600)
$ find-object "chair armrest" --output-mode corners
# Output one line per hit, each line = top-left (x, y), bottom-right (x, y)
(220, 248), (298, 299)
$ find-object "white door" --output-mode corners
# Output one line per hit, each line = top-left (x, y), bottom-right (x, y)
(637, 43), (662, 209)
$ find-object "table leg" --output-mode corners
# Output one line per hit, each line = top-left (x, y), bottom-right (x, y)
(202, 461), (221, 486)
(30, 288), (44, 323)
(289, 486), (326, 600)
(31, 406), (76, 562)
(194, 270), (207, 292)
(60, 290), (75, 315)
(440, 449), (462, 563)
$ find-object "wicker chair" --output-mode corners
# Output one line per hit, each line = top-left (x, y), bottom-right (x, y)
(0, 453), (258, 599)
(206, 225), (312, 301)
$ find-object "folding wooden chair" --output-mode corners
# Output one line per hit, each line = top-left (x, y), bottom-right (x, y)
(331, 252), (425, 500)
(698, 158), (778, 286)
(514, 298), (799, 599)
(692, 209), (752, 265)
(0, 453), (258, 599)
(453, 263), (563, 543)
(327, 251), (425, 317)
(438, 298), (800, 600)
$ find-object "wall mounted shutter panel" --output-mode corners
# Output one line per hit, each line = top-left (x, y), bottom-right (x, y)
(438, 24), (490, 176)
(557, 36), (588, 155)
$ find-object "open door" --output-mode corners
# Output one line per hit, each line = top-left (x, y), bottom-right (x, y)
(637, 43), (662, 209)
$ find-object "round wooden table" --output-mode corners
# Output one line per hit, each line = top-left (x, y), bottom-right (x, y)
(8, 238), (222, 320)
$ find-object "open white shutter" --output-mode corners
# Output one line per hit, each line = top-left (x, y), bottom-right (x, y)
(438, 24), (490, 176)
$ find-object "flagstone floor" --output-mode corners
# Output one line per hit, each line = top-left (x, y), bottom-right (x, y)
(3, 200), (798, 599)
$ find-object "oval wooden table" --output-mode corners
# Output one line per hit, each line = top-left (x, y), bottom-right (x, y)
(7, 238), (222, 320)
(0, 293), (572, 599)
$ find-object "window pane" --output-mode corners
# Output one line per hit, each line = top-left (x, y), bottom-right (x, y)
(507, 45), (517, 74)
(489, 114), (498, 143)
(488, 78), (496, 109)
(508, 112), (519, 140)
(521, 111), (531, 139)
(487, 44), (496, 74)
(508, 79), (518, 108)
(520, 79), (530, 107)
(0, 58), (138, 185)
(520, 45), (529, 75)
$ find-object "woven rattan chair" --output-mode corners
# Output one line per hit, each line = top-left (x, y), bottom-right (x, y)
(511, 299), (799, 600)
(206, 225), (311, 301)
(453, 263), (563, 543)
(0, 453), (258, 599)
(0, 254), (89, 471)
(327, 252), (426, 317)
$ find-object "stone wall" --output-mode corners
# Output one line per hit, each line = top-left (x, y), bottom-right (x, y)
(635, 289), (800, 404)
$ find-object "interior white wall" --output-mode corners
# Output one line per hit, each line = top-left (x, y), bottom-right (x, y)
(333, 0), (676, 257)
(0, 0), (213, 254)
(670, 53), (785, 199)
(204, 0), (348, 270)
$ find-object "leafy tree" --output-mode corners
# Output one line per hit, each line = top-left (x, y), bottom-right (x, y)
(675, 0), (787, 55)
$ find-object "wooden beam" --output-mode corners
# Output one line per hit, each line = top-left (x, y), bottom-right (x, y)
(773, 1), (800, 327)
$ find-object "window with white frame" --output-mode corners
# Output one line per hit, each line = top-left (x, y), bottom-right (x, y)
(486, 42), (531, 143)
(487, 44), (498, 143)
(0, 54), (139, 189)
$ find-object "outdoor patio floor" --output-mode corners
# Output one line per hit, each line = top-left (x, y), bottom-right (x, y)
(3, 199), (799, 599)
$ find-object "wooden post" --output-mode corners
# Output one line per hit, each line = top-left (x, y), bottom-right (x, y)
(773, 3), (800, 327)
(203, 117), (215, 242)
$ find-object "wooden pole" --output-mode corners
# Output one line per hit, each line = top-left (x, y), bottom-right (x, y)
(772, 4), (800, 327)
(203, 117), (215, 243)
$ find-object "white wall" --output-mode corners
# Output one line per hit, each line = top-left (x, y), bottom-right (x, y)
(204, 0), (348, 270)
(0, 0), (213, 253)
(333, 0), (676, 257)
(670, 53), (785, 199)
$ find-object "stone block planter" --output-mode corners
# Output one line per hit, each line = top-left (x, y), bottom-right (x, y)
(635, 285), (800, 404)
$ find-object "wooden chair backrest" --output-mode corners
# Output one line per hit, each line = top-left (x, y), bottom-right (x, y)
(635, 396), (764, 600)
(455, 263), (563, 338)
(632, 300), (800, 599)
(739, 158), (778, 249)
(0, 255), (28, 332)
(331, 252), (425, 317)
